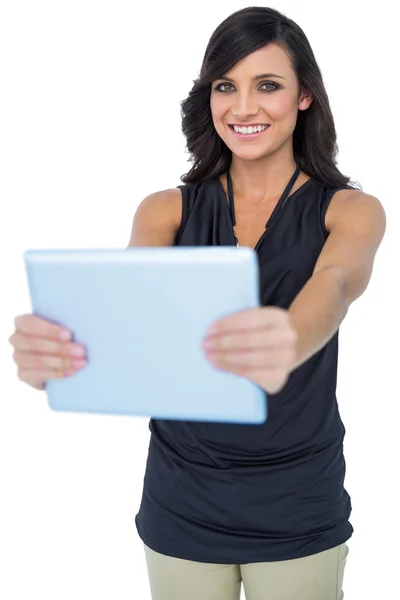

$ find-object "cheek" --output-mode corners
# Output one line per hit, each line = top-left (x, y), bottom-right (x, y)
(210, 104), (227, 139)
(264, 94), (298, 121)
(210, 95), (228, 126)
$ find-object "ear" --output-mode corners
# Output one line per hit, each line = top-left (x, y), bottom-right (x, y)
(298, 88), (313, 111)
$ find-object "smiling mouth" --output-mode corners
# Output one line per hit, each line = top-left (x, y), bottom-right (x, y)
(228, 124), (270, 137)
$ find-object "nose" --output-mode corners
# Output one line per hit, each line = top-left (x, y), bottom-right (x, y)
(231, 90), (259, 119)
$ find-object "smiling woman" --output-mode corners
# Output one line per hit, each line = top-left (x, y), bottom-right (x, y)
(8, 5), (386, 600)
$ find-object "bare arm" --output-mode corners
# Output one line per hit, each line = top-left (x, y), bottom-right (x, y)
(127, 188), (182, 247)
(288, 189), (386, 369)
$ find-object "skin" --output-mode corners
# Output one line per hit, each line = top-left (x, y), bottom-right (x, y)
(9, 43), (386, 395)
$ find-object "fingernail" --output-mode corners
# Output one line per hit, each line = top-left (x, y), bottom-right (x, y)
(68, 345), (85, 357)
(71, 358), (87, 369)
(59, 330), (71, 341)
(64, 369), (76, 377)
(202, 339), (213, 350)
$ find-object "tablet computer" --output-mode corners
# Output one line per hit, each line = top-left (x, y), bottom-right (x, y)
(24, 247), (267, 424)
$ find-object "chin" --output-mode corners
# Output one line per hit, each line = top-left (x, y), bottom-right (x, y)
(229, 145), (272, 162)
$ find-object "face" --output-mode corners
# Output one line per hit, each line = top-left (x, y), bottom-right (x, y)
(210, 43), (313, 161)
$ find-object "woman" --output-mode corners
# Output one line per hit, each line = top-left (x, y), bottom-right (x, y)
(9, 6), (385, 600)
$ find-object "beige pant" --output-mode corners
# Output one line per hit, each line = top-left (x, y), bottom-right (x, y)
(144, 542), (349, 600)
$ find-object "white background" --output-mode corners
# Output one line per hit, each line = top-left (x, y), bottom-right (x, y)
(0, 1), (398, 598)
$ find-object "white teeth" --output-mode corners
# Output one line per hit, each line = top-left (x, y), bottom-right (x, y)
(233, 125), (268, 134)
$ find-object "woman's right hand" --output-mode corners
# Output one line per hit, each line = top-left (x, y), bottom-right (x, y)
(9, 314), (87, 391)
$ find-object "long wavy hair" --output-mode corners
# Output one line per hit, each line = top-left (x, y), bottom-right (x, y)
(180, 6), (359, 190)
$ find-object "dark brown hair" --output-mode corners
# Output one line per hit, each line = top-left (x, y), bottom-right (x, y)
(180, 6), (360, 189)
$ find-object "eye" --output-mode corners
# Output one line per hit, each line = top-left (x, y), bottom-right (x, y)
(214, 82), (235, 93)
(259, 81), (280, 92)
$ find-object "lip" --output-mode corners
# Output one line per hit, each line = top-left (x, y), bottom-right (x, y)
(229, 124), (270, 140)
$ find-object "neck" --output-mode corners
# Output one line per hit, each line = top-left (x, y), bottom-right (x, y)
(229, 150), (297, 202)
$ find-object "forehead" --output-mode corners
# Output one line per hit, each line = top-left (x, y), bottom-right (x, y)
(223, 43), (294, 79)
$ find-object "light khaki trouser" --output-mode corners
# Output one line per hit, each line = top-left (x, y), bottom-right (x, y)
(144, 542), (349, 600)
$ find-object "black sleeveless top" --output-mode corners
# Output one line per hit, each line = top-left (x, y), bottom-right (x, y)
(135, 175), (353, 563)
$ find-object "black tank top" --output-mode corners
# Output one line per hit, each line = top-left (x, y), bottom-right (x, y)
(135, 174), (353, 563)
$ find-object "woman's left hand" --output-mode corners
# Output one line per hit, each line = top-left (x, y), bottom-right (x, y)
(202, 307), (298, 394)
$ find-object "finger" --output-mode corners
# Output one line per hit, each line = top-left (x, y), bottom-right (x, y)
(14, 314), (71, 341)
(17, 368), (74, 390)
(9, 332), (85, 357)
(208, 363), (289, 394)
(242, 368), (289, 394)
(202, 328), (296, 352)
(13, 351), (87, 373)
(206, 307), (288, 337)
(206, 348), (295, 370)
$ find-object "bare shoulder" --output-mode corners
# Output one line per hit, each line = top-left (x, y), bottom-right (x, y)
(325, 188), (386, 239)
(127, 187), (182, 247)
(134, 188), (182, 227)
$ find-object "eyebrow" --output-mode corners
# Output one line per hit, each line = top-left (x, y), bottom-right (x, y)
(217, 73), (286, 82)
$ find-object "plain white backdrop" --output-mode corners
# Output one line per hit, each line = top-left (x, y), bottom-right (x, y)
(0, 1), (398, 598)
